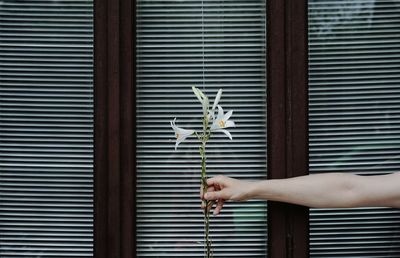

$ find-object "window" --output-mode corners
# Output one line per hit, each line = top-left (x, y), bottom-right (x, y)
(136, 0), (268, 257)
(308, 0), (400, 256)
(2, 0), (398, 257)
(0, 0), (94, 257)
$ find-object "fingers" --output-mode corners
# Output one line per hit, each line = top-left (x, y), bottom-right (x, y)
(202, 175), (228, 200)
(206, 175), (226, 187)
(204, 187), (227, 215)
(203, 199), (225, 216)
(201, 186), (215, 210)
(200, 184), (215, 200)
(213, 199), (224, 215)
(201, 175), (224, 198)
(206, 200), (214, 214)
(204, 190), (222, 201)
(200, 175), (230, 215)
(201, 186), (226, 215)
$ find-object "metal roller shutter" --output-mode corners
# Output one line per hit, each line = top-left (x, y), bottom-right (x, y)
(136, 0), (268, 257)
(0, 0), (93, 257)
(308, 0), (400, 257)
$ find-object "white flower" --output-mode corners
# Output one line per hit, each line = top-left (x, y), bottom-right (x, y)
(192, 86), (209, 116)
(210, 105), (235, 140)
(170, 118), (195, 150)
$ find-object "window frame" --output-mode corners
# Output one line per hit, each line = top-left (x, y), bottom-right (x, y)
(267, 0), (309, 257)
(93, 0), (309, 257)
(94, 0), (135, 257)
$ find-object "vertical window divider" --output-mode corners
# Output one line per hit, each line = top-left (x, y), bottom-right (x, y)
(94, 0), (135, 257)
(267, 0), (309, 257)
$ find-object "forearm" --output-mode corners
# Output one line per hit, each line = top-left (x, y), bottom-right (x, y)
(204, 172), (400, 210)
(248, 173), (368, 208)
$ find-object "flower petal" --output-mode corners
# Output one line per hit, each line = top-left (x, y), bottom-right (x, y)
(176, 135), (186, 148)
(225, 120), (235, 128)
(217, 105), (224, 118)
(170, 118), (177, 130)
(223, 110), (233, 121)
(216, 129), (232, 140)
(212, 89), (223, 110)
(192, 86), (203, 103)
(177, 127), (195, 137)
(197, 87), (207, 100)
(210, 121), (219, 130)
(202, 96), (209, 116)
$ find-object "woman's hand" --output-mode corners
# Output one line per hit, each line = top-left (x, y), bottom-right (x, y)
(200, 175), (255, 215)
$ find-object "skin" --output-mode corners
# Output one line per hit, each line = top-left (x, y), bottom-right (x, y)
(201, 173), (400, 215)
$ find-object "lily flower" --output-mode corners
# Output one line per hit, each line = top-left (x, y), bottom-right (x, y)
(192, 86), (209, 116)
(170, 118), (195, 150)
(210, 105), (235, 140)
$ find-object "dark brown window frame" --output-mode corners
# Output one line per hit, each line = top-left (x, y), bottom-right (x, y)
(93, 0), (308, 257)
(94, 0), (135, 257)
(267, 0), (309, 257)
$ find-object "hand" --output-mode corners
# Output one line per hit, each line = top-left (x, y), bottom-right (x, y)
(200, 175), (254, 215)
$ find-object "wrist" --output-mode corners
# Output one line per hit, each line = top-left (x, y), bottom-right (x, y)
(245, 180), (263, 200)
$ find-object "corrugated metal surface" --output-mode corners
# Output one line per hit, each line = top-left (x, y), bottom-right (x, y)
(0, 0), (93, 257)
(308, 0), (400, 257)
(136, 0), (268, 257)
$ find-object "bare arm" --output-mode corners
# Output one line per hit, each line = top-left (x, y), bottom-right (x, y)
(202, 173), (400, 215)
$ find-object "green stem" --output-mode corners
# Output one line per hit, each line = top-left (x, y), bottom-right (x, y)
(200, 142), (212, 258)
(200, 115), (212, 258)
